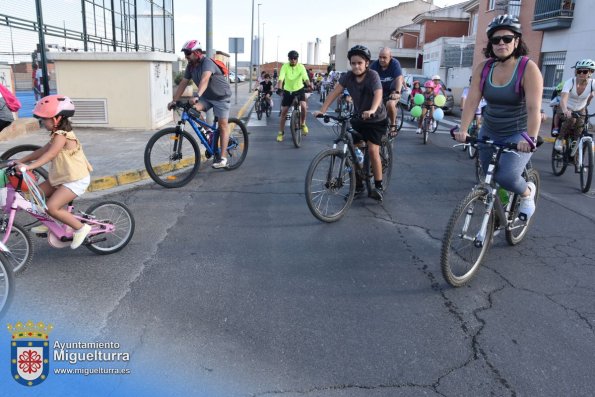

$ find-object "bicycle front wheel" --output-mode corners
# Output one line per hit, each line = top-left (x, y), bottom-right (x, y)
(0, 253), (15, 318)
(423, 118), (429, 145)
(226, 118), (249, 170)
(84, 201), (135, 255)
(551, 139), (567, 176)
(441, 188), (494, 287)
(144, 128), (200, 188)
(305, 149), (356, 223)
(506, 169), (540, 246)
(579, 142), (593, 193)
(3, 222), (33, 274)
(0, 144), (49, 183)
(291, 109), (302, 148)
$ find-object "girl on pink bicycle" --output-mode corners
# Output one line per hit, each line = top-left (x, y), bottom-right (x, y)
(16, 95), (93, 249)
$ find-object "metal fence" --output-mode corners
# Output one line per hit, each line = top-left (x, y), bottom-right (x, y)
(0, 0), (174, 93)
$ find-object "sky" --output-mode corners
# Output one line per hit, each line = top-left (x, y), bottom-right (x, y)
(174, 0), (467, 65)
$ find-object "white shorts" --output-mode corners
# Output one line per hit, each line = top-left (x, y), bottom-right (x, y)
(63, 175), (91, 196)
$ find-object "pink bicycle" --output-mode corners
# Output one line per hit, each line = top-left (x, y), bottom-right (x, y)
(0, 162), (135, 274)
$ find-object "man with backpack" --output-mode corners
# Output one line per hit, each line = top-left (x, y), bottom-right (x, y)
(169, 39), (232, 169)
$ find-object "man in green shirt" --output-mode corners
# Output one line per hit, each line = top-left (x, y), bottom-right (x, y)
(276, 50), (311, 142)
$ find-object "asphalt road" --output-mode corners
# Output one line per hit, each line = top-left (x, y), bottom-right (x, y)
(2, 93), (595, 397)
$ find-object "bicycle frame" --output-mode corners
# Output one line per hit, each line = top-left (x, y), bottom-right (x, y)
(1, 185), (113, 243)
(179, 111), (221, 158)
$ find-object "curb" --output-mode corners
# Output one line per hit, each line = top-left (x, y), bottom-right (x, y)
(86, 92), (257, 193)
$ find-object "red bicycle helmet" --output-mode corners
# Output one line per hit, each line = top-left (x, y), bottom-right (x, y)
(33, 95), (75, 119)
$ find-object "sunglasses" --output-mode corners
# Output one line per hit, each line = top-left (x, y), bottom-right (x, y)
(489, 35), (516, 45)
(289, 57), (298, 60)
(576, 69), (591, 75)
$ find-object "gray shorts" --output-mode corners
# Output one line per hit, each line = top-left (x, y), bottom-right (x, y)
(198, 97), (231, 119)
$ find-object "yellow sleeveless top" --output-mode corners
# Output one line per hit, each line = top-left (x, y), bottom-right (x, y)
(49, 130), (93, 186)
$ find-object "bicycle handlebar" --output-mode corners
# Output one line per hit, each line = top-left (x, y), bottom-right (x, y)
(449, 126), (542, 151)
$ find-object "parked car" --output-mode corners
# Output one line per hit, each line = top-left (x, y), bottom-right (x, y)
(399, 74), (454, 114)
(229, 71), (246, 83)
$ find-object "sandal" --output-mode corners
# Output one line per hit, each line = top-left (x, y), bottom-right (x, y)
(389, 125), (398, 138)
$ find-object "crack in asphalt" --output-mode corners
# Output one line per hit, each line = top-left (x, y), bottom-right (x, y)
(250, 382), (440, 397)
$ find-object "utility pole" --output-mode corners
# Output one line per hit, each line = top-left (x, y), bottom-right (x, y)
(206, 0), (213, 57)
(248, 0), (254, 92)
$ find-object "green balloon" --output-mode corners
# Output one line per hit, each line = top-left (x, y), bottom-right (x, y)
(435, 94), (446, 107)
(413, 93), (425, 105)
(411, 105), (422, 118)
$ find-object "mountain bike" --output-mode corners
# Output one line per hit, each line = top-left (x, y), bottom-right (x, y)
(0, 245), (14, 318)
(441, 129), (540, 287)
(0, 162), (135, 274)
(144, 101), (249, 188)
(551, 111), (594, 193)
(305, 113), (393, 223)
(254, 91), (272, 120)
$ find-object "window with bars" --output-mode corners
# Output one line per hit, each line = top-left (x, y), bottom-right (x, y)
(541, 51), (566, 98)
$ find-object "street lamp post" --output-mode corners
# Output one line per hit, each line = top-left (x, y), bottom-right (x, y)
(257, 3), (261, 78)
(262, 22), (265, 68)
(248, 0), (254, 92)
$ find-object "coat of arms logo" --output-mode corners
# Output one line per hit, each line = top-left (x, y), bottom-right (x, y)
(7, 320), (53, 386)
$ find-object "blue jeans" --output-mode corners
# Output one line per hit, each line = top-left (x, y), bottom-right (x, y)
(478, 126), (532, 195)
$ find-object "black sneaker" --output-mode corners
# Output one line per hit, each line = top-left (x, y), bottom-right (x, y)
(369, 187), (384, 202)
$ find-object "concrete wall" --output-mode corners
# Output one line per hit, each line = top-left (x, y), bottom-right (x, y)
(49, 52), (177, 129)
(331, 0), (437, 70)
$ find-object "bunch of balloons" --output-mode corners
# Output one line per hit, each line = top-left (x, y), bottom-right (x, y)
(410, 93), (447, 121)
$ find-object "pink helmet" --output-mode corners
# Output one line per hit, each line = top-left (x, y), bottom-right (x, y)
(33, 95), (75, 119)
(181, 39), (202, 53)
(424, 80), (435, 88)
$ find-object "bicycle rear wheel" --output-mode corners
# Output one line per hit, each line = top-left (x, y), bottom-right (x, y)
(84, 201), (135, 255)
(144, 127), (200, 188)
(506, 169), (540, 245)
(0, 144), (49, 183)
(579, 142), (593, 193)
(225, 118), (249, 170)
(291, 109), (302, 148)
(305, 149), (355, 223)
(0, 252), (14, 318)
(395, 103), (404, 132)
(551, 138), (567, 176)
(441, 188), (494, 287)
(2, 222), (33, 274)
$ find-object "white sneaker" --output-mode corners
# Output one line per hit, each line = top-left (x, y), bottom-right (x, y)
(518, 182), (536, 221)
(212, 157), (228, 169)
(416, 128), (422, 134)
(432, 121), (437, 129)
(554, 138), (563, 152)
(71, 224), (91, 249)
(31, 225), (49, 234)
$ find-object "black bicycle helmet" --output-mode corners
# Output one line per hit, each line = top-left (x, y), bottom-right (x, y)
(486, 14), (522, 38)
(347, 45), (371, 61)
(288, 50), (299, 59)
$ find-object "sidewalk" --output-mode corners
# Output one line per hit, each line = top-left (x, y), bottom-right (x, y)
(0, 84), (256, 193)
